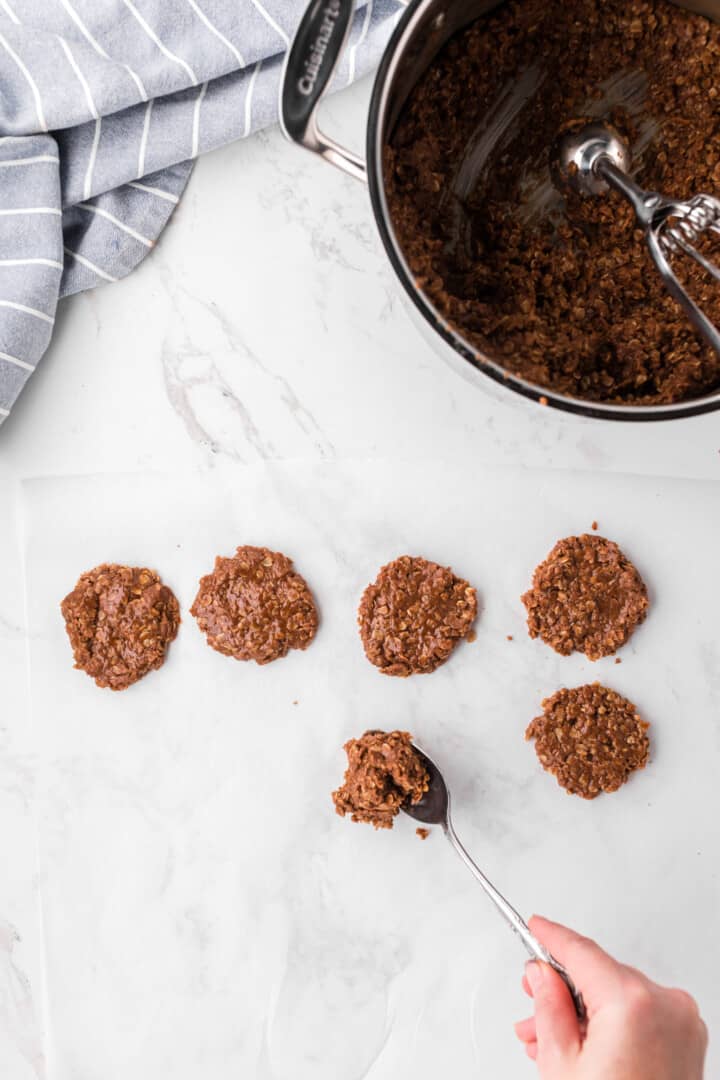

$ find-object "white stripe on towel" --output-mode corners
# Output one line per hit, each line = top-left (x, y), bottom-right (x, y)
(0, 299), (54, 324)
(83, 117), (101, 199)
(0, 0), (19, 23)
(77, 202), (154, 247)
(121, 0), (198, 83)
(0, 257), (63, 269)
(0, 207), (61, 216)
(0, 350), (34, 371)
(184, 0), (245, 66)
(248, 0), (288, 47)
(128, 181), (179, 204)
(0, 155), (59, 167)
(122, 63), (149, 102)
(58, 0), (148, 101)
(191, 80), (208, 158)
(58, 34), (103, 198)
(137, 99), (153, 177)
(64, 246), (118, 282)
(58, 38), (99, 118)
(84, 118), (102, 200)
(243, 59), (262, 138)
(0, 31), (48, 131)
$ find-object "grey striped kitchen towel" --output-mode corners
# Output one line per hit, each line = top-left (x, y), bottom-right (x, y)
(0, 0), (400, 424)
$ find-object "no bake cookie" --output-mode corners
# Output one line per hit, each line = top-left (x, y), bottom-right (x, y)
(359, 555), (477, 676)
(61, 563), (180, 690)
(191, 545), (318, 664)
(522, 534), (648, 660)
(526, 683), (650, 798)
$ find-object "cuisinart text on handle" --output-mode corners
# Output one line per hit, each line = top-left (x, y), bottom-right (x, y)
(297, 0), (341, 96)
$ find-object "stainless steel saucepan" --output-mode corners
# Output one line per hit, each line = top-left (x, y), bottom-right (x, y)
(280, 0), (720, 422)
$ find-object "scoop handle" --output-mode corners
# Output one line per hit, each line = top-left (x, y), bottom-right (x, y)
(279, 0), (366, 181)
(445, 817), (586, 1022)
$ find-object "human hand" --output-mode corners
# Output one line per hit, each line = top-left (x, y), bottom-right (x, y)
(514, 916), (707, 1079)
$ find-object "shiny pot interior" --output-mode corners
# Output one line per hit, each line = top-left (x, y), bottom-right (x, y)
(366, 0), (720, 420)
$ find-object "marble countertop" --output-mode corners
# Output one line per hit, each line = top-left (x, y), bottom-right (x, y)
(1, 75), (719, 1079)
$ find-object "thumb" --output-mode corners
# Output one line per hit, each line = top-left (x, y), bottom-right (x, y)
(526, 961), (581, 1070)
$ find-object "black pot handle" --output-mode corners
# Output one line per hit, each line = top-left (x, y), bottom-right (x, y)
(280, 0), (367, 182)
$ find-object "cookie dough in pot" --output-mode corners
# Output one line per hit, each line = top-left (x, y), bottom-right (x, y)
(280, 0), (720, 421)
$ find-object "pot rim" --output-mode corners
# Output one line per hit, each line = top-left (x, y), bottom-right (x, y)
(365, 0), (720, 422)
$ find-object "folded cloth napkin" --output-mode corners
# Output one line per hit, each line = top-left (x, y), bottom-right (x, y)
(0, 0), (400, 424)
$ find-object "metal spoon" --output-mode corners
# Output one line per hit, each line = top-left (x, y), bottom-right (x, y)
(550, 119), (720, 359)
(404, 743), (586, 1021)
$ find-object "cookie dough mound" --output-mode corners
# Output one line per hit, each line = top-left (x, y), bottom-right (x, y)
(61, 564), (180, 691)
(332, 730), (429, 829)
(522, 534), (648, 661)
(191, 545), (318, 664)
(526, 683), (649, 798)
(359, 555), (477, 676)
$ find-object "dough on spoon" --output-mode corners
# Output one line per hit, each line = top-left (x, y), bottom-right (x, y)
(332, 730), (429, 829)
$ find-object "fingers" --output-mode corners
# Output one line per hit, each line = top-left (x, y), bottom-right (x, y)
(522, 974), (533, 998)
(528, 915), (599, 966)
(526, 960), (581, 1067)
(667, 988), (708, 1057)
(514, 1016), (537, 1044)
(514, 1017), (538, 1063)
(529, 915), (625, 1005)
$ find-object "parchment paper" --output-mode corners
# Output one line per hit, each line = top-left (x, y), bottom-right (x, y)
(21, 462), (720, 1080)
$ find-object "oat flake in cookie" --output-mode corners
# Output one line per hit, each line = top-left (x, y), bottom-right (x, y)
(61, 564), (180, 691)
(526, 683), (650, 798)
(191, 545), (318, 664)
(522, 534), (648, 661)
(359, 555), (477, 676)
(332, 730), (430, 829)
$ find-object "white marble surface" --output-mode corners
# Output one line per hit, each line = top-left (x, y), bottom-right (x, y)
(1, 77), (720, 480)
(0, 73), (719, 1079)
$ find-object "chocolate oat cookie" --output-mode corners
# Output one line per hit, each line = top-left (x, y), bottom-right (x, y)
(332, 730), (430, 829)
(522, 535), (648, 661)
(61, 563), (180, 691)
(385, 0), (720, 405)
(526, 683), (650, 798)
(358, 555), (477, 676)
(191, 545), (318, 664)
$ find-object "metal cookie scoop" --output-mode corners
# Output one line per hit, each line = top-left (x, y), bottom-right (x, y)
(551, 120), (720, 358)
(404, 743), (586, 1022)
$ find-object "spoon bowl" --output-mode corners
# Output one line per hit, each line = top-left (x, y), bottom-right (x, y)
(404, 744), (450, 825)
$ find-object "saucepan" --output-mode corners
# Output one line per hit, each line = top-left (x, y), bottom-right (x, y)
(279, 0), (720, 422)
